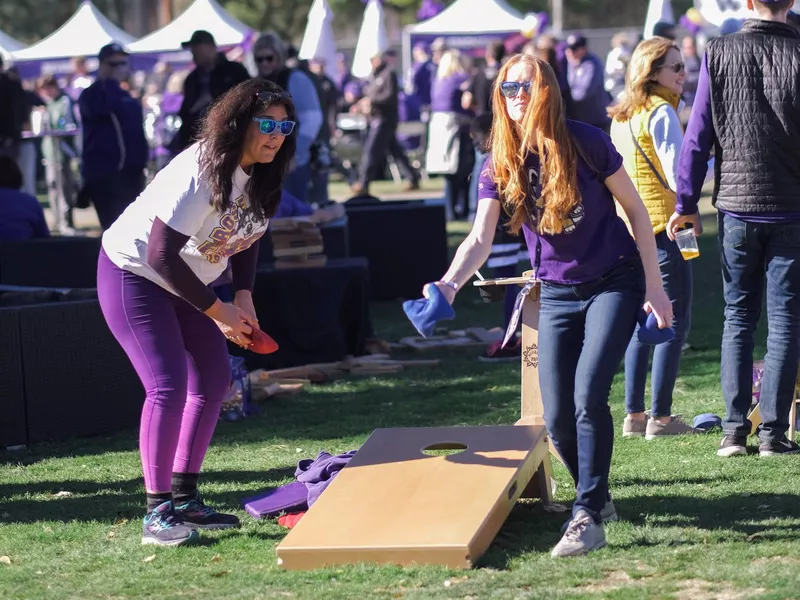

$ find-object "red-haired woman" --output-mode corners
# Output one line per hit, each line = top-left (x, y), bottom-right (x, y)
(427, 54), (671, 557)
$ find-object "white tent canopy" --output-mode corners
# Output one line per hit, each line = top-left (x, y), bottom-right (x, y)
(128, 0), (251, 54)
(352, 0), (388, 79)
(299, 0), (338, 82)
(12, 0), (134, 62)
(407, 0), (525, 35)
(644, 0), (674, 39)
(0, 29), (25, 62)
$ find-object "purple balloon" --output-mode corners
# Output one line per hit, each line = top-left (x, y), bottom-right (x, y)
(418, 0), (445, 20)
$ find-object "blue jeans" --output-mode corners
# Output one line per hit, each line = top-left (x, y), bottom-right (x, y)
(718, 212), (800, 441)
(283, 163), (312, 204)
(308, 168), (330, 205)
(624, 231), (693, 417)
(468, 149), (489, 220)
(538, 257), (645, 523)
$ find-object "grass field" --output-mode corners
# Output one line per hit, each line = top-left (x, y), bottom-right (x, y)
(2, 213), (799, 600)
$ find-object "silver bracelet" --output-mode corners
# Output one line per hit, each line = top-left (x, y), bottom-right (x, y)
(438, 280), (458, 291)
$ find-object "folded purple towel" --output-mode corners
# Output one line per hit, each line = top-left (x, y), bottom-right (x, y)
(295, 450), (358, 507)
(241, 481), (308, 519)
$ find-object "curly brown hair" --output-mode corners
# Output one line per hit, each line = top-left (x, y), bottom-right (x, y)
(198, 78), (296, 220)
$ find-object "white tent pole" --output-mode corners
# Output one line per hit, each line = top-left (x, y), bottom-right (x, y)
(551, 0), (564, 35)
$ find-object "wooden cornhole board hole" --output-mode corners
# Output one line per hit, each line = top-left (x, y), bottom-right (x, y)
(276, 424), (554, 570)
(473, 273), (564, 466)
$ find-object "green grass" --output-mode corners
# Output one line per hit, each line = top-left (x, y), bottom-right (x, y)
(2, 215), (798, 600)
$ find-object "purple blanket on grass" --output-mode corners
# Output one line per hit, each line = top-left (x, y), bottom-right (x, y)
(296, 450), (358, 507)
(241, 450), (357, 519)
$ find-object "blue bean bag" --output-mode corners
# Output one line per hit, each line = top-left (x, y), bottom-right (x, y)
(402, 284), (456, 338)
(637, 308), (675, 345)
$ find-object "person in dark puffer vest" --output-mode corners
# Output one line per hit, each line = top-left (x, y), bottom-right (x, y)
(670, 0), (800, 459)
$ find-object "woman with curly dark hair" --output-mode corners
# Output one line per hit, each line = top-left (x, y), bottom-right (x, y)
(98, 79), (296, 546)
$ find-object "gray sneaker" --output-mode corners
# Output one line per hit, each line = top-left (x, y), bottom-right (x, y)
(622, 416), (647, 437)
(561, 499), (618, 533)
(551, 510), (607, 557)
(600, 499), (619, 523)
(645, 416), (696, 440)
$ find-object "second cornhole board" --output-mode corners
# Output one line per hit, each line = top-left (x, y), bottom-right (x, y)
(276, 424), (553, 570)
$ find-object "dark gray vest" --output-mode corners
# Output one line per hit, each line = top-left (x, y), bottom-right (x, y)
(707, 19), (800, 214)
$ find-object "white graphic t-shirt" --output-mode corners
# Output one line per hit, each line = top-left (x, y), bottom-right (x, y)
(102, 143), (269, 295)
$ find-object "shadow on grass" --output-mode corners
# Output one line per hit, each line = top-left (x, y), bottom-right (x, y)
(0, 467), (295, 525)
(481, 491), (800, 569)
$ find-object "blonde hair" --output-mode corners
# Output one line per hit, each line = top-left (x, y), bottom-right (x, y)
(608, 37), (679, 122)
(166, 70), (188, 95)
(436, 49), (467, 79)
(488, 54), (581, 236)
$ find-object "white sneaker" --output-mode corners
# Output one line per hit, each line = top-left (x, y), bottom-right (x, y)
(551, 510), (607, 557)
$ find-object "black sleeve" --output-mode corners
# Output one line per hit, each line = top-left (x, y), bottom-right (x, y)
(370, 71), (397, 106)
(230, 239), (260, 293)
(145, 217), (219, 311)
(232, 62), (251, 86)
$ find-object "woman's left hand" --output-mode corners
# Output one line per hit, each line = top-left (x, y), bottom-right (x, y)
(233, 291), (259, 329)
(644, 284), (673, 330)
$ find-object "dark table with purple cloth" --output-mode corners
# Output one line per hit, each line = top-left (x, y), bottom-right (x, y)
(229, 257), (372, 370)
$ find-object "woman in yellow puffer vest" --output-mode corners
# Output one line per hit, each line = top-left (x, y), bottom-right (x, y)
(609, 38), (705, 440)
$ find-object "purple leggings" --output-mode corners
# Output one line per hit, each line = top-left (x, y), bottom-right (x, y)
(97, 249), (231, 492)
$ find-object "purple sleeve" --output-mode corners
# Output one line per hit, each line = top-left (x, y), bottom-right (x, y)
(578, 125), (623, 178)
(145, 217), (218, 312)
(676, 54), (716, 215)
(274, 189), (314, 218)
(594, 130), (624, 179)
(477, 156), (499, 200)
(230, 240), (260, 293)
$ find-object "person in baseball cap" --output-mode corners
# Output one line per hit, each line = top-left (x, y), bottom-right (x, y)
(173, 30), (250, 152)
(98, 42), (129, 63)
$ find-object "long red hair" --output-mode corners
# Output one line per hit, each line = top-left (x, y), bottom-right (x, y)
(488, 54), (580, 235)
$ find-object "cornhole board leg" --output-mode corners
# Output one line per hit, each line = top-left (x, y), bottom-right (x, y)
(276, 424), (553, 570)
(474, 277), (565, 470)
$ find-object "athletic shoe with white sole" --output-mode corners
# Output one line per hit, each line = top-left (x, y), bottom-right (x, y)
(551, 510), (607, 558)
(174, 492), (241, 530)
(759, 437), (800, 457)
(717, 434), (748, 457)
(142, 501), (199, 546)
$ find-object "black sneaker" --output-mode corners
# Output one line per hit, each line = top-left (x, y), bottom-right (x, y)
(759, 437), (800, 457)
(478, 339), (521, 363)
(174, 492), (240, 530)
(717, 434), (748, 457)
(142, 501), (199, 546)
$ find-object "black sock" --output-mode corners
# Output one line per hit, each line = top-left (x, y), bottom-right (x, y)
(146, 491), (173, 513)
(172, 472), (200, 505)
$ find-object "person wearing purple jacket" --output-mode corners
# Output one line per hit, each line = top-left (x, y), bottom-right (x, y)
(668, 0), (800, 458)
(564, 34), (611, 132)
(98, 79), (296, 546)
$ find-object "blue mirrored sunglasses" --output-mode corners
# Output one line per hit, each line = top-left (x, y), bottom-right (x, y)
(499, 81), (532, 98)
(252, 117), (296, 136)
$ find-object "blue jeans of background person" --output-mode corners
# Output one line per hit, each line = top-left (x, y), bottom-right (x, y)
(468, 149), (489, 220)
(308, 168), (330, 206)
(624, 231), (693, 417)
(718, 212), (800, 441)
(538, 256), (645, 523)
(283, 163), (312, 204)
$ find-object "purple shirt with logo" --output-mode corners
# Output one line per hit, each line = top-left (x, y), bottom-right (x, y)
(478, 120), (637, 284)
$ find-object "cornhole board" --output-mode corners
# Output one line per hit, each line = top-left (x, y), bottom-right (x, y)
(276, 424), (553, 570)
(473, 274), (564, 466)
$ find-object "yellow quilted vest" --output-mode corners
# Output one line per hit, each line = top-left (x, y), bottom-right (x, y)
(610, 87), (681, 235)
